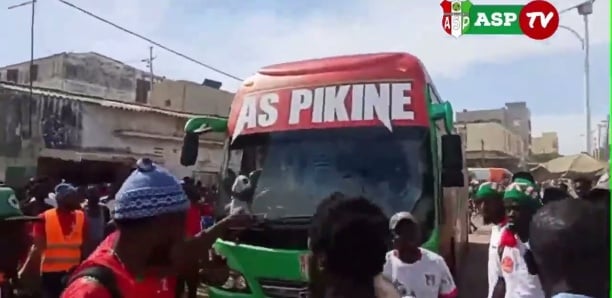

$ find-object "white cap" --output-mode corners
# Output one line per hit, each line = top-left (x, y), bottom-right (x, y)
(389, 211), (417, 230)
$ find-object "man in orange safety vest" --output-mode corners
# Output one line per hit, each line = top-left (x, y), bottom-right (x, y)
(30, 183), (88, 298)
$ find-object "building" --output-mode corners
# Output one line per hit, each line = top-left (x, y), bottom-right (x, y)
(0, 82), (234, 186)
(455, 122), (524, 170)
(0, 52), (237, 186)
(532, 132), (559, 155)
(0, 52), (233, 115)
(456, 101), (532, 156)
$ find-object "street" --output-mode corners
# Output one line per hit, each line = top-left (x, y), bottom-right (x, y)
(458, 216), (491, 298)
(195, 217), (493, 298)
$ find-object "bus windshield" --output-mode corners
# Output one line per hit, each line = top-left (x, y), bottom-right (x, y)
(227, 126), (433, 219)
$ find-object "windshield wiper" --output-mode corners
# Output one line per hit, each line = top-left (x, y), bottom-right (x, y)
(252, 215), (311, 228)
(266, 215), (311, 223)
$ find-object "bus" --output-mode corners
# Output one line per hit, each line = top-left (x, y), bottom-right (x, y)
(181, 52), (470, 298)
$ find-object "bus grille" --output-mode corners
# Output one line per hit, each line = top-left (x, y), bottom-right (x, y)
(259, 278), (309, 298)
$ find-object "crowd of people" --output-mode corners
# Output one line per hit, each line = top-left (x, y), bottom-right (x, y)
(0, 159), (608, 298)
(472, 171), (609, 298)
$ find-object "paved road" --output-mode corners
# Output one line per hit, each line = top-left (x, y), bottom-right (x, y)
(458, 217), (491, 298)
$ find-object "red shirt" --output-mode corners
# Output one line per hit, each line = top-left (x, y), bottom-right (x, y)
(61, 232), (177, 298)
(32, 209), (88, 240)
(185, 203), (202, 237)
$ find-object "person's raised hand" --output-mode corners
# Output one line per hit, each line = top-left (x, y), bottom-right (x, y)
(221, 208), (255, 230)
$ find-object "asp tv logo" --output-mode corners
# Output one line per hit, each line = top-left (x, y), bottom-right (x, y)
(441, 0), (560, 40)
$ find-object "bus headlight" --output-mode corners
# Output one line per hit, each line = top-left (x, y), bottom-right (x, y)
(221, 270), (250, 292)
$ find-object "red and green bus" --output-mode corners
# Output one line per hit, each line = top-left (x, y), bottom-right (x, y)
(182, 52), (470, 297)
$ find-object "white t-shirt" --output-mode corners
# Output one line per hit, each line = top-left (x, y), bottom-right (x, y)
(382, 248), (458, 298)
(498, 234), (545, 298)
(488, 223), (505, 298)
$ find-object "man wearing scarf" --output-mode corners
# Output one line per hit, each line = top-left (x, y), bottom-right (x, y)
(491, 178), (544, 298)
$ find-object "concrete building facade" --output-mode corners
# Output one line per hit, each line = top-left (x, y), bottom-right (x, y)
(0, 82), (235, 185)
(0, 52), (237, 186)
(532, 132), (559, 155)
(0, 52), (233, 116)
(456, 101), (532, 156)
(455, 122), (524, 158)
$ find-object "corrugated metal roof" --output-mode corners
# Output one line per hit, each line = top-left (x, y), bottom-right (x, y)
(0, 81), (227, 120)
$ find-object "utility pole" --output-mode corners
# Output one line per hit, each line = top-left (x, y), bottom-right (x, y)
(558, 0), (595, 154)
(8, 0), (36, 138)
(141, 46), (156, 85)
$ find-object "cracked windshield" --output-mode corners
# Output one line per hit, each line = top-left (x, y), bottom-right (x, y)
(0, 0), (608, 298)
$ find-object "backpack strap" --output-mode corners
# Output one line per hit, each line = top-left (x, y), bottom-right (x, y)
(67, 266), (122, 298)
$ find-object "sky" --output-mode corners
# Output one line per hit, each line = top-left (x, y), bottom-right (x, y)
(0, 0), (609, 155)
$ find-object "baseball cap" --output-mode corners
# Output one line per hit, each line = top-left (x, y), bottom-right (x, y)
(0, 187), (40, 221)
(389, 211), (418, 231)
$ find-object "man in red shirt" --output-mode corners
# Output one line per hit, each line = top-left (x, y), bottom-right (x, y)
(62, 159), (252, 298)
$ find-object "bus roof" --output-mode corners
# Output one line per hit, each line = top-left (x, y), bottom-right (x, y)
(240, 52), (427, 93)
(229, 53), (431, 139)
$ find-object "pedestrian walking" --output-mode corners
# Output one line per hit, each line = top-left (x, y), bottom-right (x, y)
(528, 199), (608, 298)
(491, 179), (544, 298)
(473, 182), (506, 298)
(382, 212), (457, 298)
(31, 183), (87, 298)
(61, 158), (252, 298)
(307, 193), (400, 298)
(82, 186), (110, 258)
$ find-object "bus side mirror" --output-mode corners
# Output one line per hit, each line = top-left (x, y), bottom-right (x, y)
(180, 132), (200, 166)
(441, 134), (465, 187)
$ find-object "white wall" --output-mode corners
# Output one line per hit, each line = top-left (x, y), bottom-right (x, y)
(79, 104), (225, 178)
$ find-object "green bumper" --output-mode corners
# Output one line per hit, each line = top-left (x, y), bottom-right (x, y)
(208, 227), (440, 297)
(208, 240), (308, 297)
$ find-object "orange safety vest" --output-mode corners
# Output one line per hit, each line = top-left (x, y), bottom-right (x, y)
(42, 209), (84, 272)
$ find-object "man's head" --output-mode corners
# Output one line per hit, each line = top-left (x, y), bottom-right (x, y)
(55, 183), (82, 210)
(308, 194), (389, 295)
(528, 199), (608, 297)
(113, 158), (189, 266)
(573, 177), (593, 198)
(474, 182), (505, 224)
(85, 185), (101, 205)
(503, 181), (542, 233)
(27, 179), (51, 201)
(389, 212), (420, 251)
(558, 183), (569, 193)
(0, 187), (40, 274)
(183, 183), (200, 203)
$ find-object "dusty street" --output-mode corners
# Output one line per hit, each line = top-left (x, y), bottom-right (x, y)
(196, 217), (492, 298)
(458, 216), (491, 298)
